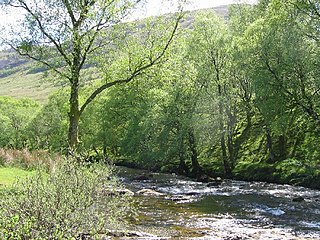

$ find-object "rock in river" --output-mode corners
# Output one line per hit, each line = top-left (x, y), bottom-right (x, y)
(292, 196), (305, 202)
(136, 188), (165, 196)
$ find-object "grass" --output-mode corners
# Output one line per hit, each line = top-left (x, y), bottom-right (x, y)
(0, 148), (62, 172)
(0, 148), (61, 192)
(0, 64), (102, 104)
(0, 167), (36, 189)
(0, 70), (56, 104)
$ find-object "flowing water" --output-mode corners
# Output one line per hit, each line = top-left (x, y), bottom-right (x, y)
(117, 167), (320, 239)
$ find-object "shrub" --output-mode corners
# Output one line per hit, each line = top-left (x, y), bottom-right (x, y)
(274, 158), (320, 189)
(233, 161), (276, 182)
(0, 159), (133, 239)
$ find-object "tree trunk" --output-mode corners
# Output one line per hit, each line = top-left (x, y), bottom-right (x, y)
(217, 83), (232, 178)
(188, 129), (201, 177)
(227, 133), (234, 171)
(221, 132), (232, 177)
(68, 30), (82, 153)
(232, 113), (252, 169)
(68, 77), (80, 152)
(278, 135), (286, 160)
(179, 155), (189, 175)
(265, 127), (276, 163)
(177, 125), (190, 175)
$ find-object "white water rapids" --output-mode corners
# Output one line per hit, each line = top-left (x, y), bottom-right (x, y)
(117, 167), (320, 239)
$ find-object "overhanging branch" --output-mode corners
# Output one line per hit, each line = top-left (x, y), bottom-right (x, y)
(79, 13), (183, 114)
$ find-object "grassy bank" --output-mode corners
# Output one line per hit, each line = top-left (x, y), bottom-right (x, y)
(0, 167), (36, 189)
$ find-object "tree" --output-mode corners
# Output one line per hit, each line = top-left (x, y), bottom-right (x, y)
(188, 12), (249, 177)
(287, 0), (320, 42)
(0, 96), (40, 149)
(26, 91), (69, 151)
(248, 1), (318, 121)
(234, 0), (320, 164)
(0, 0), (183, 152)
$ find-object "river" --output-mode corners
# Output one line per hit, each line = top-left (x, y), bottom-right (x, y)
(116, 167), (320, 239)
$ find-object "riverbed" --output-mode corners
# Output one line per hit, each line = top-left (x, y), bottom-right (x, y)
(117, 167), (320, 239)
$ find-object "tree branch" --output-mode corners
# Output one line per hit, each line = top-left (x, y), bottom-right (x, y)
(12, 0), (72, 67)
(8, 42), (70, 80)
(80, 13), (183, 114)
(62, 0), (77, 26)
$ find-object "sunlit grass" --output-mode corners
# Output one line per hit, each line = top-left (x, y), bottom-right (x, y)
(0, 70), (55, 104)
(0, 167), (36, 189)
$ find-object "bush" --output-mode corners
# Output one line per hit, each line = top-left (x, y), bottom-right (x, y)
(0, 159), (133, 239)
(233, 161), (276, 182)
(274, 158), (320, 189)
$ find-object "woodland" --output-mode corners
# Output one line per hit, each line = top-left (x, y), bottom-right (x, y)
(0, 0), (319, 188)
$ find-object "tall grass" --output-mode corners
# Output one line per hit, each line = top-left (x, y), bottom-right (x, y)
(0, 148), (62, 172)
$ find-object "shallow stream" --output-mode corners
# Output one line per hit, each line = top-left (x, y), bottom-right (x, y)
(117, 167), (320, 239)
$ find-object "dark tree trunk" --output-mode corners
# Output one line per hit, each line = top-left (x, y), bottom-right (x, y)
(278, 135), (286, 160)
(265, 127), (276, 163)
(217, 83), (232, 178)
(221, 132), (232, 177)
(188, 129), (202, 177)
(178, 156), (190, 175)
(176, 125), (190, 175)
(232, 114), (252, 168)
(227, 133), (234, 171)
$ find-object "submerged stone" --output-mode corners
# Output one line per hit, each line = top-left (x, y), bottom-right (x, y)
(292, 196), (305, 202)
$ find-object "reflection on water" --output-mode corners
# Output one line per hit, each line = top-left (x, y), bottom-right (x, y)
(117, 166), (320, 239)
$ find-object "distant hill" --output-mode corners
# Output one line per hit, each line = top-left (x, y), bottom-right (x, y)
(0, 5), (230, 103)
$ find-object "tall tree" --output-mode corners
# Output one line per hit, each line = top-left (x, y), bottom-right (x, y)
(243, 0), (320, 125)
(0, 0), (183, 152)
(287, 0), (320, 42)
(236, 0), (320, 163)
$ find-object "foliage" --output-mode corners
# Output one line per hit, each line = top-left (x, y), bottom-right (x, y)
(1, 0), (183, 150)
(0, 1), (320, 188)
(26, 90), (69, 151)
(0, 159), (133, 239)
(233, 161), (276, 182)
(274, 158), (320, 188)
(0, 96), (40, 149)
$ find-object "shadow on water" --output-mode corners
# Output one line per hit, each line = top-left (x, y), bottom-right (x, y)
(117, 166), (320, 239)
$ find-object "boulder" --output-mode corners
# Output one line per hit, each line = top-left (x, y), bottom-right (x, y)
(185, 192), (200, 196)
(136, 188), (164, 196)
(107, 230), (158, 238)
(292, 196), (305, 202)
(132, 174), (153, 181)
(197, 174), (214, 183)
(115, 188), (135, 196)
(207, 177), (223, 187)
(100, 188), (134, 196)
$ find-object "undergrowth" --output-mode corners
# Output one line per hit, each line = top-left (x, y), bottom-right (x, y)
(0, 159), (134, 239)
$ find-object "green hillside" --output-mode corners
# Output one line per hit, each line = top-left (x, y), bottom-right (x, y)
(0, 51), (55, 103)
